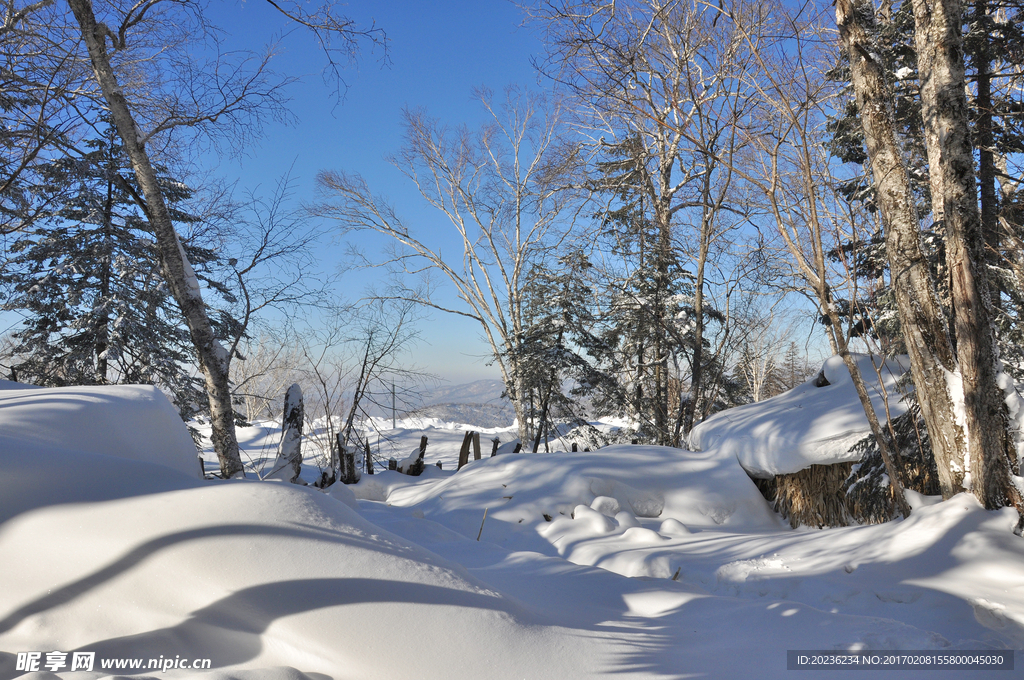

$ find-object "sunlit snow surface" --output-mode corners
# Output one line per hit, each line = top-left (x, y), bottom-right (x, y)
(689, 354), (911, 477)
(2, 382), (1024, 680)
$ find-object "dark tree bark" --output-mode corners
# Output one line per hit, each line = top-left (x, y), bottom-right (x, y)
(911, 0), (1021, 510)
(271, 383), (304, 483)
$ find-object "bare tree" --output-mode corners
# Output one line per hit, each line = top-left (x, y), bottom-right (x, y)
(230, 333), (303, 423)
(63, 0), (384, 477)
(314, 86), (579, 445)
(298, 299), (428, 485)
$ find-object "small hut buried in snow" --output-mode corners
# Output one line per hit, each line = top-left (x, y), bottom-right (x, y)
(689, 354), (928, 528)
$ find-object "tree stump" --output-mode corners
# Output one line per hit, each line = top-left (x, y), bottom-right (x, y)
(513, 442), (522, 453)
(405, 436), (427, 476)
(338, 433), (360, 484)
(270, 383), (304, 483)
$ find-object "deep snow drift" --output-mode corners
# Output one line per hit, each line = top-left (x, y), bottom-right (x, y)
(2, 380), (1023, 680)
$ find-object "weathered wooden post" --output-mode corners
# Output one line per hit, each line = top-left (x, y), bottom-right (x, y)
(472, 431), (481, 460)
(436, 461), (442, 469)
(337, 433), (359, 484)
(491, 438), (500, 457)
(571, 442), (578, 452)
(457, 431), (473, 470)
(364, 441), (374, 475)
(513, 442), (522, 453)
(388, 458), (397, 471)
(270, 383), (304, 483)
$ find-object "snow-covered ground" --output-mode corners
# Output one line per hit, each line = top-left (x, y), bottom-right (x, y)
(2, 378), (1023, 679)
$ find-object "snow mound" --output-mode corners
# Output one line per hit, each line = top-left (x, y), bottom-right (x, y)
(353, 444), (783, 557)
(689, 354), (910, 477)
(0, 384), (201, 478)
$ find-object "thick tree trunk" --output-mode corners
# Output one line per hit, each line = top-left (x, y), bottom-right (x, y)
(69, 0), (244, 478)
(911, 0), (1018, 509)
(836, 0), (966, 499)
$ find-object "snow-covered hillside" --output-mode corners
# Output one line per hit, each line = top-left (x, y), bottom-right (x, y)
(3, 381), (1024, 680)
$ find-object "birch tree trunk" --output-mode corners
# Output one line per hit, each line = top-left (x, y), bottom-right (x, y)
(835, 0), (966, 499)
(68, 0), (244, 478)
(911, 0), (1019, 509)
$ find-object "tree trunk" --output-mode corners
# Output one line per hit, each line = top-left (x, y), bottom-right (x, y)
(682, 206), (712, 438)
(973, 0), (1001, 300)
(68, 0), (243, 478)
(911, 0), (1020, 510)
(836, 0), (966, 499)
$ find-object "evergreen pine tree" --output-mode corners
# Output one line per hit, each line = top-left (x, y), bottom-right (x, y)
(0, 121), (233, 419)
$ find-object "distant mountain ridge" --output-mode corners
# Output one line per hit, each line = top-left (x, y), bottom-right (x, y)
(418, 379), (507, 405)
(408, 379), (514, 427)
(358, 379), (515, 425)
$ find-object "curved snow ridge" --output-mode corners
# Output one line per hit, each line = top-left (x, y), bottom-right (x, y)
(690, 354), (911, 477)
(0, 453), (601, 680)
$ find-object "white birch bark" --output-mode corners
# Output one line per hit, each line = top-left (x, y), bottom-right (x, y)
(68, 0), (244, 478)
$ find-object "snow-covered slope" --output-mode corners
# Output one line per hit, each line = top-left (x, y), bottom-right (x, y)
(6, 379), (1024, 680)
(689, 354), (910, 477)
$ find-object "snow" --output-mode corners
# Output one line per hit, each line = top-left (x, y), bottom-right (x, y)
(689, 354), (911, 477)
(0, 382), (200, 478)
(4, 381), (1024, 679)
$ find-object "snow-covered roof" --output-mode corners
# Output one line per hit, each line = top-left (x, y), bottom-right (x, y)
(689, 354), (910, 477)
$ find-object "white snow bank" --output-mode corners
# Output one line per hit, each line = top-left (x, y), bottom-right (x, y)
(690, 354), (910, 477)
(0, 384), (200, 478)
(352, 444), (785, 558)
(0, 444), (609, 679)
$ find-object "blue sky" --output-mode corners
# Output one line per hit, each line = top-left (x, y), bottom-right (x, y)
(204, 0), (549, 384)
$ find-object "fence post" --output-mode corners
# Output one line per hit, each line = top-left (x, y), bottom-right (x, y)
(388, 458), (397, 471)
(364, 441), (374, 475)
(571, 442), (578, 452)
(491, 438), (500, 457)
(458, 431), (473, 470)
(472, 431), (481, 460)
(513, 442), (522, 453)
